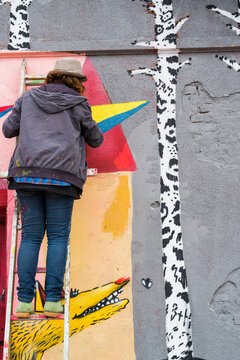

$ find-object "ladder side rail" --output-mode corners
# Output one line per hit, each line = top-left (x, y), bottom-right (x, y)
(25, 75), (46, 80)
(64, 160), (97, 360)
(3, 58), (27, 360)
(0, 171), (8, 179)
(3, 196), (19, 360)
(19, 59), (27, 96)
(64, 238), (71, 360)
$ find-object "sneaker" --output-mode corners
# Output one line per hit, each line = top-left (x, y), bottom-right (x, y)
(43, 301), (64, 318)
(16, 301), (34, 318)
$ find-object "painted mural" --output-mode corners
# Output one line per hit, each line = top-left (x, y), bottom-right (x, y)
(0, 54), (148, 360)
(11, 277), (130, 360)
(0, 1), (237, 359)
(129, 1), (194, 359)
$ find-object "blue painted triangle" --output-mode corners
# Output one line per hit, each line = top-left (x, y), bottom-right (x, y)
(99, 101), (149, 133)
(0, 106), (13, 119)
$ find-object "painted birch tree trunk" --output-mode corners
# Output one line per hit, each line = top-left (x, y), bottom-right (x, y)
(129, 1), (193, 358)
(0, 0), (32, 50)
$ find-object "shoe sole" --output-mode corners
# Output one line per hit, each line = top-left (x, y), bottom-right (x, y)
(43, 311), (61, 318)
(16, 312), (30, 318)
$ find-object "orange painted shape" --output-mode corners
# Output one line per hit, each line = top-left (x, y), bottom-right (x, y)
(102, 175), (130, 239)
(43, 172), (136, 360)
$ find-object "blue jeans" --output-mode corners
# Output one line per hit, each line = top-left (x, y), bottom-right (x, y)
(17, 191), (74, 303)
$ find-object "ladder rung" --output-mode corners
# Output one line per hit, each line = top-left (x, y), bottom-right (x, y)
(14, 267), (46, 274)
(0, 171), (7, 179)
(25, 75), (46, 80)
(36, 267), (47, 273)
(11, 314), (64, 320)
(26, 80), (45, 86)
(87, 168), (98, 176)
(25, 75), (46, 86)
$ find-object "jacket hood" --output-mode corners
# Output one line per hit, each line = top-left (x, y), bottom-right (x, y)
(30, 87), (86, 114)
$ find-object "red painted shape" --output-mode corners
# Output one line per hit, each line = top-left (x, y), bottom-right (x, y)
(115, 276), (130, 284)
(0, 191), (7, 207)
(0, 181), (7, 191)
(0, 190), (7, 360)
(83, 57), (112, 107)
(82, 57), (137, 173)
(0, 105), (12, 112)
(86, 125), (137, 173)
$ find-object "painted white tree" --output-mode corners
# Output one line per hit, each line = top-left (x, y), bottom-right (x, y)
(0, 0), (32, 50)
(207, 1), (240, 71)
(129, 1), (194, 359)
(207, 1), (240, 36)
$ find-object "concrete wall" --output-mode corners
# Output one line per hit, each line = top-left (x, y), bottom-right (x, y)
(0, 0), (238, 50)
(0, 1), (240, 359)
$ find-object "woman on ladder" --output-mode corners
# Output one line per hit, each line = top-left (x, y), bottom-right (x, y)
(2, 58), (104, 318)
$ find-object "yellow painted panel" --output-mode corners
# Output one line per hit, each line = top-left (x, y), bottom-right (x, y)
(92, 101), (147, 123)
(43, 172), (135, 360)
(103, 175), (130, 239)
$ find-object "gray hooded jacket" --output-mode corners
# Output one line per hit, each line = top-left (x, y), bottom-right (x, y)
(2, 84), (104, 189)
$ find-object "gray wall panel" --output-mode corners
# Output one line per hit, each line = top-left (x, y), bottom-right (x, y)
(0, 0), (239, 50)
(90, 50), (240, 359)
(29, 0), (154, 51)
(0, 3), (9, 49)
(177, 52), (240, 359)
(175, 0), (240, 48)
(90, 54), (167, 360)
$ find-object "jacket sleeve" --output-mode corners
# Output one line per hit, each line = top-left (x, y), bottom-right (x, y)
(2, 97), (22, 138)
(79, 102), (104, 148)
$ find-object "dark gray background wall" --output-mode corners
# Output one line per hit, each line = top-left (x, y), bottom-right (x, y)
(177, 51), (240, 360)
(0, 0), (239, 50)
(0, 1), (240, 359)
